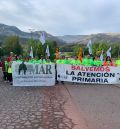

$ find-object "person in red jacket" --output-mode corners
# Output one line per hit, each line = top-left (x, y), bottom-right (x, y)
(103, 56), (114, 66)
(0, 57), (8, 81)
(7, 52), (15, 62)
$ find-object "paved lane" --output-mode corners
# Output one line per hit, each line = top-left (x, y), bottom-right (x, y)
(66, 84), (120, 129)
(0, 81), (120, 129)
(0, 82), (74, 129)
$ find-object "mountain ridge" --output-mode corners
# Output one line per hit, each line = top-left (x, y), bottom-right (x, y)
(0, 23), (120, 45)
(0, 23), (66, 45)
(57, 33), (120, 44)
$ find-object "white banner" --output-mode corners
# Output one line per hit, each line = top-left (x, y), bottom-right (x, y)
(12, 62), (55, 86)
(57, 64), (120, 84)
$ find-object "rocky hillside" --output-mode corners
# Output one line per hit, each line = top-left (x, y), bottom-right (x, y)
(57, 33), (120, 44)
(0, 23), (66, 45)
(0, 23), (120, 45)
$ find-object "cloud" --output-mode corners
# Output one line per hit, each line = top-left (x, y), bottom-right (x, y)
(0, 0), (120, 35)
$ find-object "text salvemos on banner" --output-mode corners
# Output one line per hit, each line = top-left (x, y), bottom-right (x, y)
(57, 64), (120, 84)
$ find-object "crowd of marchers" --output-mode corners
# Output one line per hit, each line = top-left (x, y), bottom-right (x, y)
(0, 52), (120, 85)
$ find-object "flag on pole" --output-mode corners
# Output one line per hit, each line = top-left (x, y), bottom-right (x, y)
(56, 48), (59, 60)
(100, 50), (104, 61)
(39, 32), (45, 45)
(46, 45), (50, 57)
(107, 47), (111, 57)
(78, 48), (83, 62)
(87, 40), (92, 55)
(30, 46), (33, 58)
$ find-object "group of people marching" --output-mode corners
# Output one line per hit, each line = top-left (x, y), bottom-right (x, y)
(57, 54), (120, 66)
(0, 51), (120, 85)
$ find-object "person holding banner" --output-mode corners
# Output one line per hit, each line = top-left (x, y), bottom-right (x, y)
(115, 58), (120, 66)
(63, 56), (71, 65)
(45, 55), (52, 64)
(56, 55), (65, 64)
(82, 54), (94, 66)
(56, 56), (64, 84)
(64, 56), (70, 64)
(7, 61), (12, 84)
(28, 56), (33, 63)
(70, 56), (81, 65)
(60, 55), (66, 64)
(40, 55), (47, 64)
(32, 56), (39, 64)
(103, 56), (114, 66)
(56, 56), (62, 64)
(16, 56), (22, 63)
(93, 56), (103, 66)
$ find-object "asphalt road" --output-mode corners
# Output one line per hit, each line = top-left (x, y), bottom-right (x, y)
(65, 83), (120, 129)
(0, 82), (120, 129)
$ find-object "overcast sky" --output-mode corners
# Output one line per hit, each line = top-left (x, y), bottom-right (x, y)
(0, 0), (120, 36)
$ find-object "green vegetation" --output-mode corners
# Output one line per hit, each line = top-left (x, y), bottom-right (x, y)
(0, 35), (120, 59)
(60, 41), (120, 58)
(2, 35), (22, 56)
(0, 35), (58, 61)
